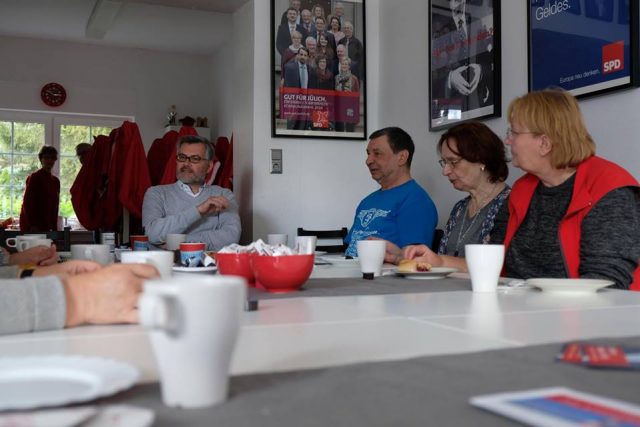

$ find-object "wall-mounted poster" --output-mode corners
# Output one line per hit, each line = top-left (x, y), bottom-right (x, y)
(528, 0), (639, 98)
(271, 0), (367, 140)
(429, 0), (501, 131)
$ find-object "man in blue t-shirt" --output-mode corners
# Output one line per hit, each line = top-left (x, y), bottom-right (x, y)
(345, 127), (438, 257)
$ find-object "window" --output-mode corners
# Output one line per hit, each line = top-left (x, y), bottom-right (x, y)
(0, 120), (45, 219)
(0, 110), (131, 228)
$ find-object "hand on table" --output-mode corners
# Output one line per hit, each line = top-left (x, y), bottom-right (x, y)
(33, 260), (102, 278)
(367, 237), (403, 264)
(63, 263), (160, 327)
(197, 195), (229, 216)
(403, 244), (443, 268)
(10, 246), (58, 266)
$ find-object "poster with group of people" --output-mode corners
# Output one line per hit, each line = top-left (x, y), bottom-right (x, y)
(271, 0), (366, 139)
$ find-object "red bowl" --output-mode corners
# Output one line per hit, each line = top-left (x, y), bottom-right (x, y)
(251, 254), (314, 293)
(215, 253), (255, 286)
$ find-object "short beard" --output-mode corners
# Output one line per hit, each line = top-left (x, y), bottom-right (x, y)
(177, 167), (206, 186)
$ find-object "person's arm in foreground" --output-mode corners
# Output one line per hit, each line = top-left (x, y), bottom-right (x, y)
(0, 264), (159, 335)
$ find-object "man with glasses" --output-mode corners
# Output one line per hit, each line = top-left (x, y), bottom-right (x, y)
(142, 136), (241, 251)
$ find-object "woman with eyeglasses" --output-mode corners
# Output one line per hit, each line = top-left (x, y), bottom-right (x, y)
(406, 89), (640, 290)
(434, 122), (510, 257)
(383, 121), (509, 264)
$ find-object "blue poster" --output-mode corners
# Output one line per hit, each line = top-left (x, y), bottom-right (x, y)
(529, 0), (634, 96)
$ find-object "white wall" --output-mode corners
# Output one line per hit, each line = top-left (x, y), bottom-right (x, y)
(233, 1), (256, 244)
(0, 36), (214, 146)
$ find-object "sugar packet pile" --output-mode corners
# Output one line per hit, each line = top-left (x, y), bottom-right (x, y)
(218, 239), (297, 256)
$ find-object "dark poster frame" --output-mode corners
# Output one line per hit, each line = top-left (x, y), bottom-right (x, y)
(428, 0), (502, 131)
(271, 0), (367, 140)
(528, 0), (639, 98)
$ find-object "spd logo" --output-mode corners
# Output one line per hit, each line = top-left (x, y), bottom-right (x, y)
(312, 110), (329, 128)
(602, 41), (624, 74)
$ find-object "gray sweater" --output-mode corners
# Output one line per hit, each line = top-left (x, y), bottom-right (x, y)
(0, 273), (66, 335)
(491, 177), (640, 289)
(142, 182), (241, 251)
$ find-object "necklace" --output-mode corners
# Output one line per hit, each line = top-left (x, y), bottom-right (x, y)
(453, 203), (482, 257)
(453, 183), (501, 256)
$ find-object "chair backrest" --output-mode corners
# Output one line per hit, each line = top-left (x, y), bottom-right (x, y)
(46, 227), (72, 251)
(431, 228), (444, 252)
(297, 227), (348, 253)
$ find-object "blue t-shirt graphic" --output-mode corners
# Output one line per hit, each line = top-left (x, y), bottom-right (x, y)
(345, 179), (438, 257)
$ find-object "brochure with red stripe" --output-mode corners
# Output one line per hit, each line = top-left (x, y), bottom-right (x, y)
(471, 387), (640, 426)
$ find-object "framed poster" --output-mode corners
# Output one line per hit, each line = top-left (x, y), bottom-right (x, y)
(429, 0), (501, 131)
(528, 0), (639, 98)
(271, 0), (367, 140)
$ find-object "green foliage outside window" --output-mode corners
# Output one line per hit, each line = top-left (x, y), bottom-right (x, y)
(0, 121), (114, 223)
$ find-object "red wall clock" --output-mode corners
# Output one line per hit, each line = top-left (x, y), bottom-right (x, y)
(40, 82), (67, 107)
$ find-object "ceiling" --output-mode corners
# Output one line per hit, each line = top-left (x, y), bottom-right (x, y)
(0, 0), (251, 55)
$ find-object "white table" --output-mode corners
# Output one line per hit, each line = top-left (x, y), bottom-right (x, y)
(1, 269), (639, 383)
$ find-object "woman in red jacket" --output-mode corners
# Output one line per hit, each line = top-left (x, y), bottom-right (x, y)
(404, 89), (640, 290)
(20, 146), (60, 232)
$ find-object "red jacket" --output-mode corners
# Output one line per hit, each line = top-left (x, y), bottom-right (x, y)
(504, 156), (640, 290)
(71, 134), (112, 230)
(20, 168), (59, 232)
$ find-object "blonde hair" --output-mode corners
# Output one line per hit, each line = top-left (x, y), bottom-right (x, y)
(508, 89), (595, 168)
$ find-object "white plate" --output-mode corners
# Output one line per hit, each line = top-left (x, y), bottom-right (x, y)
(394, 267), (459, 280)
(317, 255), (359, 266)
(172, 266), (217, 273)
(526, 278), (613, 294)
(0, 356), (139, 411)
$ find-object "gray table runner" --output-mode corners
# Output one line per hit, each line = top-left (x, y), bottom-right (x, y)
(103, 336), (640, 426)
(248, 276), (471, 301)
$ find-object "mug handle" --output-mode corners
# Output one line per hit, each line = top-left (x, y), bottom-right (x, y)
(139, 294), (177, 333)
(6, 238), (17, 248)
(18, 241), (30, 252)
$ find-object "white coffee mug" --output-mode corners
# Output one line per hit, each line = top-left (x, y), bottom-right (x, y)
(465, 244), (505, 293)
(165, 234), (187, 251)
(6, 234), (47, 251)
(295, 236), (317, 254)
(121, 251), (174, 279)
(267, 233), (288, 246)
(18, 238), (52, 252)
(71, 244), (112, 266)
(357, 240), (386, 277)
(139, 276), (246, 408)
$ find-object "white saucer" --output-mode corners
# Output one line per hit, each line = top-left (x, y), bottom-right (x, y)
(172, 266), (217, 273)
(0, 356), (139, 411)
(526, 278), (613, 294)
(394, 267), (459, 280)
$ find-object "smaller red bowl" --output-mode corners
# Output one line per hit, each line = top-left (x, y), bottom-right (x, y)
(251, 254), (314, 293)
(215, 253), (255, 286)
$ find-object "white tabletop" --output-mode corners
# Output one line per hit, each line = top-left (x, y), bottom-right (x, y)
(1, 269), (639, 383)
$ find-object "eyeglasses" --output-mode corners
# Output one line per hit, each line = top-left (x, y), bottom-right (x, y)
(505, 128), (537, 139)
(176, 153), (206, 164)
(438, 158), (462, 168)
